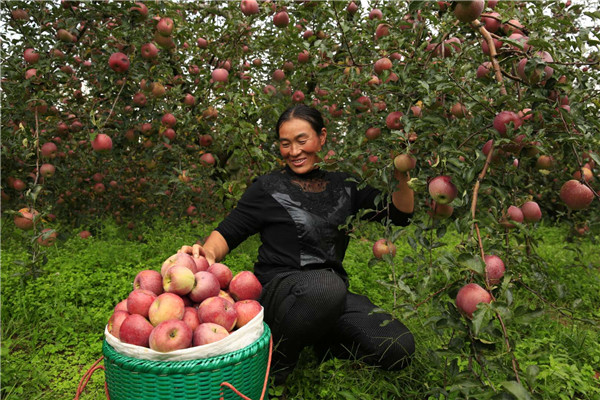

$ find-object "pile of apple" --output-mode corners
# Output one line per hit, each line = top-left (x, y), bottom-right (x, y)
(107, 252), (263, 353)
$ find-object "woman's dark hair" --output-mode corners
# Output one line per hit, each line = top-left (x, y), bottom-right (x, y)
(275, 104), (325, 138)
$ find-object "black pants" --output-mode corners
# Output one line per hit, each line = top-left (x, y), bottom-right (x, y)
(259, 269), (415, 374)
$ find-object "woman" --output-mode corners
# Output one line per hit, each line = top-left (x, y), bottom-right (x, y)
(181, 104), (415, 383)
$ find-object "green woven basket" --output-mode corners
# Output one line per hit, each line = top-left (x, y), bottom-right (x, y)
(103, 322), (271, 400)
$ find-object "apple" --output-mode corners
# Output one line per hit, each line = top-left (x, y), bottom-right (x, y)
(189, 271), (221, 303)
(517, 51), (554, 84)
(393, 154), (416, 172)
(24, 48), (40, 64)
(127, 289), (158, 318)
(193, 322), (230, 346)
(163, 265), (196, 295)
(428, 201), (454, 219)
(91, 134), (113, 152)
(535, 155), (555, 170)
(272, 69), (285, 82)
(212, 68), (229, 82)
(450, 102), (468, 118)
(108, 52), (130, 73)
(140, 43), (159, 60)
(500, 205), (524, 229)
(484, 255), (505, 285)
(428, 175), (458, 205)
(149, 319), (193, 352)
(161, 252), (198, 276)
(200, 153), (216, 166)
(14, 208), (39, 230)
(297, 50), (310, 64)
(476, 61), (493, 80)
(182, 306), (201, 331)
(183, 93), (196, 106)
(119, 314), (154, 347)
(157, 17), (174, 36)
(493, 111), (522, 137)
(39, 163), (56, 179)
(368, 8), (383, 20)
(228, 271), (263, 301)
(107, 310), (129, 339)
(192, 255), (210, 272)
(130, 2), (148, 20)
(37, 228), (57, 247)
(148, 292), (185, 326)
(453, 0), (484, 23)
(79, 230), (92, 239)
(375, 23), (390, 40)
(481, 12), (501, 33)
(161, 113), (176, 128)
(573, 167), (594, 183)
(273, 11), (289, 28)
(292, 90), (305, 103)
(233, 300), (262, 329)
(347, 1), (358, 14)
(41, 142), (58, 158)
(240, 0), (259, 15)
(456, 283), (492, 319)
(365, 127), (381, 140)
(559, 180), (594, 210)
(521, 201), (542, 223)
(219, 290), (235, 305)
(374, 57), (392, 75)
(197, 296), (238, 331)
(114, 299), (128, 313)
(372, 238), (396, 259)
(207, 263), (233, 289)
(385, 111), (404, 130)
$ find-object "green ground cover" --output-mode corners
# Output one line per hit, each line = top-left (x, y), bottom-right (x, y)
(1, 218), (599, 399)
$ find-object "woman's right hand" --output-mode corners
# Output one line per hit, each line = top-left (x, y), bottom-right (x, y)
(179, 243), (208, 260)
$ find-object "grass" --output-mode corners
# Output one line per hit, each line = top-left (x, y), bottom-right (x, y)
(1, 217), (599, 399)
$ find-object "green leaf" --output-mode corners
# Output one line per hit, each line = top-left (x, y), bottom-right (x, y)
(501, 380), (532, 400)
(457, 253), (484, 274)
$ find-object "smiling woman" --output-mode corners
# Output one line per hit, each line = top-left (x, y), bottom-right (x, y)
(180, 104), (416, 385)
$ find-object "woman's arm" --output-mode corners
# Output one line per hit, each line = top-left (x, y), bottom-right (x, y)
(392, 170), (415, 214)
(180, 230), (229, 265)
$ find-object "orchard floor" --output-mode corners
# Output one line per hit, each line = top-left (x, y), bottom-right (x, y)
(1, 217), (599, 399)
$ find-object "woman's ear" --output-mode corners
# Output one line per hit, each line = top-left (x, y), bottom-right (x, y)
(319, 128), (327, 146)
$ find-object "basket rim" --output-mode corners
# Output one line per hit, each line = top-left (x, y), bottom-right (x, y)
(103, 322), (271, 374)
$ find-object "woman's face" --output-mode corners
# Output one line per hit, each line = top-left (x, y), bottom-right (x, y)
(278, 117), (326, 175)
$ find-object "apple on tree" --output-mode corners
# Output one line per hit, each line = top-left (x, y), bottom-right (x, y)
(428, 176), (458, 205)
(559, 180), (594, 210)
(455, 283), (492, 319)
(484, 255), (505, 285)
(372, 238), (396, 259)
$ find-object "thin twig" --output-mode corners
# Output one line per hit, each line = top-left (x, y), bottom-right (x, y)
(471, 20), (507, 96)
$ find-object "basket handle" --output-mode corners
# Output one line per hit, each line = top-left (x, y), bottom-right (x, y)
(220, 334), (273, 400)
(74, 356), (110, 400)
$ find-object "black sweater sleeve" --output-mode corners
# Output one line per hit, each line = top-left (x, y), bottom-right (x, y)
(214, 178), (266, 251)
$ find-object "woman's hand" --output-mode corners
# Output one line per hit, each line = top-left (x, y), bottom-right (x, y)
(179, 231), (229, 266)
(179, 244), (207, 260)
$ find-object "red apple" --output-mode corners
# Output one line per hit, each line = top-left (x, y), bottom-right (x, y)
(372, 238), (396, 259)
(148, 292), (185, 326)
(37, 228), (57, 246)
(476, 61), (493, 79)
(40, 163), (56, 178)
(484, 255), (505, 285)
(157, 17), (174, 36)
(189, 271), (221, 303)
(197, 296), (237, 331)
(517, 51), (554, 84)
(182, 306), (201, 331)
(193, 255), (210, 272)
(521, 201), (542, 223)
(297, 50), (310, 64)
(272, 69), (285, 82)
(133, 270), (164, 295)
(273, 11), (289, 28)
(233, 300), (262, 329)
(140, 42), (159, 60)
(130, 2), (148, 20)
(200, 153), (216, 166)
(374, 57), (392, 75)
(240, 0), (259, 15)
(207, 263), (233, 289)
(107, 310), (129, 339)
(161, 113), (176, 128)
(14, 208), (39, 230)
(127, 289), (158, 318)
(453, 0), (484, 23)
(385, 111), (404, 130)
(24, 48), (40, 64)
(292, 90), (305, 103)
(428, 175), (458, 205)
(163, 265), (196, 295)
(91, 134), (113, 152)
(193, 322), (229, 346)
(559, 180), (594, 210)
(108, 52), (130, 73)
(119, 314), (154, 347)
(228, 271), (263, 301)
(493, 111), (522, 137)
(41, 142), (58, 158)
(212, 68), (229, 82)
(79, 230), (92, 239)
(161, 252), (198, 276)
(428, 201), (454, 219)
(149, 319), (193, 352)
(347, 2), (359, 14)
(481, 12), (501, 33)
(365, 127), (381, 140)
(114, 299), (128, 313)
(219, 290), (235, 305)
(455, 283), (492, 319)
(500, 205), (524, 229)
(368, 8), (383, 20)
